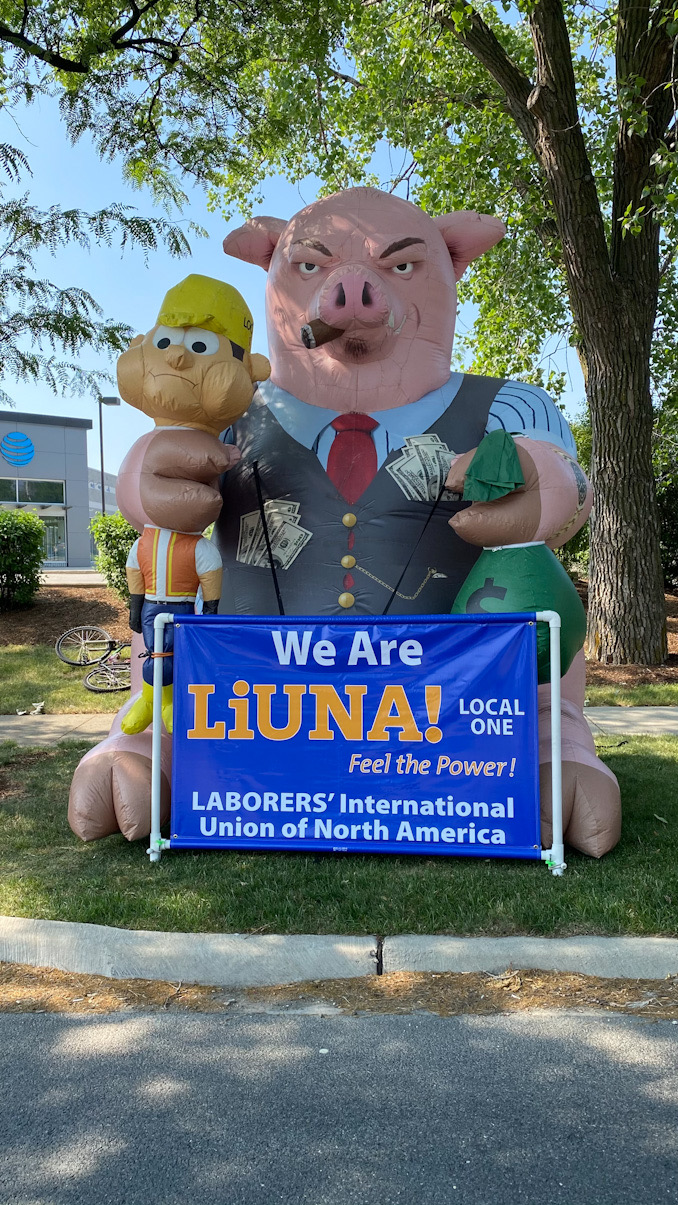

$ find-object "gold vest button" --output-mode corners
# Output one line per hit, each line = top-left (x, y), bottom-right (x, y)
(342, 512), (357, 528)
(341, 554), (356, 569)
(338, 592), (355, 609)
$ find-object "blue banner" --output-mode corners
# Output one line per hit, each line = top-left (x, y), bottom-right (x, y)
(170, 614), (541, 859)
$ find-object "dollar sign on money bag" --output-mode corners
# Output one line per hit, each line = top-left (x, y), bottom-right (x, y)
(451, 543), (587, 683)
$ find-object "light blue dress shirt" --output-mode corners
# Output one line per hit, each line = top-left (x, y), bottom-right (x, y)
(226, 374), (577, 464)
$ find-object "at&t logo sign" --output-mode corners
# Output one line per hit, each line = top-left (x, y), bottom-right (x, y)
(1, 431), (35, 466)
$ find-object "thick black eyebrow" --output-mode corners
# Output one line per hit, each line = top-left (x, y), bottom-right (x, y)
(292, 238), (333, 256)
(379, 237), (426, 259)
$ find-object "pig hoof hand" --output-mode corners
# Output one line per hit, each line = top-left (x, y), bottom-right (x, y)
(69, 749), (170, 843)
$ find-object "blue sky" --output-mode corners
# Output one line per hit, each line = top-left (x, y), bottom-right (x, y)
(2, 94), (584, 474)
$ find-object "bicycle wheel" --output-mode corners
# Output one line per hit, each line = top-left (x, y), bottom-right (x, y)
(84, 661), (131, 692)
(56, 626), (113, 666)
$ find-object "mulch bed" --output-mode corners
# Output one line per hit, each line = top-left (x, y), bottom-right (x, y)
(1, 586), (129, 647)
(577, 583), (678, 686)
(1, 962), (678, 1018)
(2, 580), (678, 687)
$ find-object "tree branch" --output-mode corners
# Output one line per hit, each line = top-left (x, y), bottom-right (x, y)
(525, 0), (611, 301)
(0, 1), (189, 75)
(326, 67), (363, 87)
(437, 6), (539, 155)
(611, 0), (674, 283)
(0, 23), (88, 72)
(435, 0), (612, 343)
(108, 0), (166, 46)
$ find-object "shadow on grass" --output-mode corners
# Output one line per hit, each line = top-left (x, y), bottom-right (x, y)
(1, 737), (677, 936)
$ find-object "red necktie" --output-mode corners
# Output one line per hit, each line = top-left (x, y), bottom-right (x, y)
(326, 413), (379, 504)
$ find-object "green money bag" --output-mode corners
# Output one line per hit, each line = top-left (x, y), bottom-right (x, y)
(451, 543), (586, 683)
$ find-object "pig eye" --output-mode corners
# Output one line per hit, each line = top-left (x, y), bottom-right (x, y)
(299, 262), (320, 276)
(183, 327), (220, 355)
(153, 325), (184, 349)
(392, 263), (414, 277)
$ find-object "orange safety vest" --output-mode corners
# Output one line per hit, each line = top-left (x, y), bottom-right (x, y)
(137, 528), (202, 600)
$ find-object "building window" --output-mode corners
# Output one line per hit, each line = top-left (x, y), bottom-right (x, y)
(0, 478), (15, 502)
(17, 479), (65, 505)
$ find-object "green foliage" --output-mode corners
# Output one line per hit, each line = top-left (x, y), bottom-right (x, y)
(652, 398), (678, 586)
(90, 511), (137, 601)
(0, 171), (194, 404)
(0, 0), (675, 401)
(0, 509), (45, 610)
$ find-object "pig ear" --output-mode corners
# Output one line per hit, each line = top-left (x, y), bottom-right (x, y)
(223, 217), (288, 271)
(433, 211), (506, 279)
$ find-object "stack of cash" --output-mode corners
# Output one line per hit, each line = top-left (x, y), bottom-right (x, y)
(237, 499), (313, 570)
(386, 434), (460, 503)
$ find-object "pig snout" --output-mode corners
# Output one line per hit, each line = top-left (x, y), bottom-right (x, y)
(318, 269), (390, 330)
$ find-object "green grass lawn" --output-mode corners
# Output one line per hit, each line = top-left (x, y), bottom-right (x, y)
(586, 683), (678, 706)
(3, 643), (677, 714)
(1, 736), (677, 936)
(0, 645), (122, 714)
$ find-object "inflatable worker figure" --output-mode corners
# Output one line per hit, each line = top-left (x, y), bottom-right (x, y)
(116, 273), (270, 438)
(118, 274), (270, 735)
(122, 528), (222, 735)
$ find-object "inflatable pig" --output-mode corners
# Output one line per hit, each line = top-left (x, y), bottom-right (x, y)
(69, 187), (621, 858)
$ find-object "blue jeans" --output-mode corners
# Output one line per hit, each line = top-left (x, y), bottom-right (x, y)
(141, 600), (195, 686)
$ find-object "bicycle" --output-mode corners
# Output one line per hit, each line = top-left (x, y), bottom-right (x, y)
(55, 625), (132, 693)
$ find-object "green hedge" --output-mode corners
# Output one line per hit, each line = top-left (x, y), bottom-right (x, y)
(0, 510), (45, 610)
(90, 511), (138, 601)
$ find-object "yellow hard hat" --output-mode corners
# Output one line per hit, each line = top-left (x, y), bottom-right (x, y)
(157, 274), (254, 351)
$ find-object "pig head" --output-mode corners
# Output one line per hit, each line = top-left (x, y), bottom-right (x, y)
(223, 187), (505, 412)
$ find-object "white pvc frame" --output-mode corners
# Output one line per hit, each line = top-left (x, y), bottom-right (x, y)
(148, 610), (565, 875)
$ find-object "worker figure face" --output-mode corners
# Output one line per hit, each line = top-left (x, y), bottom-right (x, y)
(117, 323), (270, 437)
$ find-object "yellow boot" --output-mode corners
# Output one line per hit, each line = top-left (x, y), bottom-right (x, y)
(121, 681), (154, 734)
(161, 684), (174, 734)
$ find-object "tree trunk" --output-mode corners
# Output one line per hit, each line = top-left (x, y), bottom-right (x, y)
(442, 0), (673, 664)
(585, 309), (667, 665)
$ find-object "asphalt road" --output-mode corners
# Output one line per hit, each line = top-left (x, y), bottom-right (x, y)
(1, 1011), (677, 1205)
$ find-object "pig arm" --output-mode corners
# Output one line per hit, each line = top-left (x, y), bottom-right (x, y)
(445, 383), (590, 549)
(136, 428), (241, 533)
(447, 437), (591, 549)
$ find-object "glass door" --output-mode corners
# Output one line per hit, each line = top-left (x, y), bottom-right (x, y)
(41, 516), (67, 566)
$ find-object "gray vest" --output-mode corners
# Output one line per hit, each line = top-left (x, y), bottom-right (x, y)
(215, 374), (503, 616)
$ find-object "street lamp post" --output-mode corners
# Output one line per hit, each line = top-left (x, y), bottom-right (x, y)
(98, 396), (120, 515)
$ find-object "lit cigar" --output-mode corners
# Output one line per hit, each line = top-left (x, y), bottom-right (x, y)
(300, 319), (344, 349)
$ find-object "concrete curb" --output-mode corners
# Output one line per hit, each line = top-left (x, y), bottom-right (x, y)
(382, 935), (678, 980)
(0, 917), (377, 987)
(2, 917), (678, 985)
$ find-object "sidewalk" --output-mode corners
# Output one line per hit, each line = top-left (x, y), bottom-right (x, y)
(584, 705), (678, 735)
(42, 569), (105, 587)
(2, 708), (677, 746)
(0, 713), (112, 745)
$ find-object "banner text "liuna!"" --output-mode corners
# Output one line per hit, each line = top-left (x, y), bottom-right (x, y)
(187, 681), (444, 743)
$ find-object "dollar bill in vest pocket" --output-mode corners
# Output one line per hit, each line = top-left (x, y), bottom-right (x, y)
(237, 499), (313, 569)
